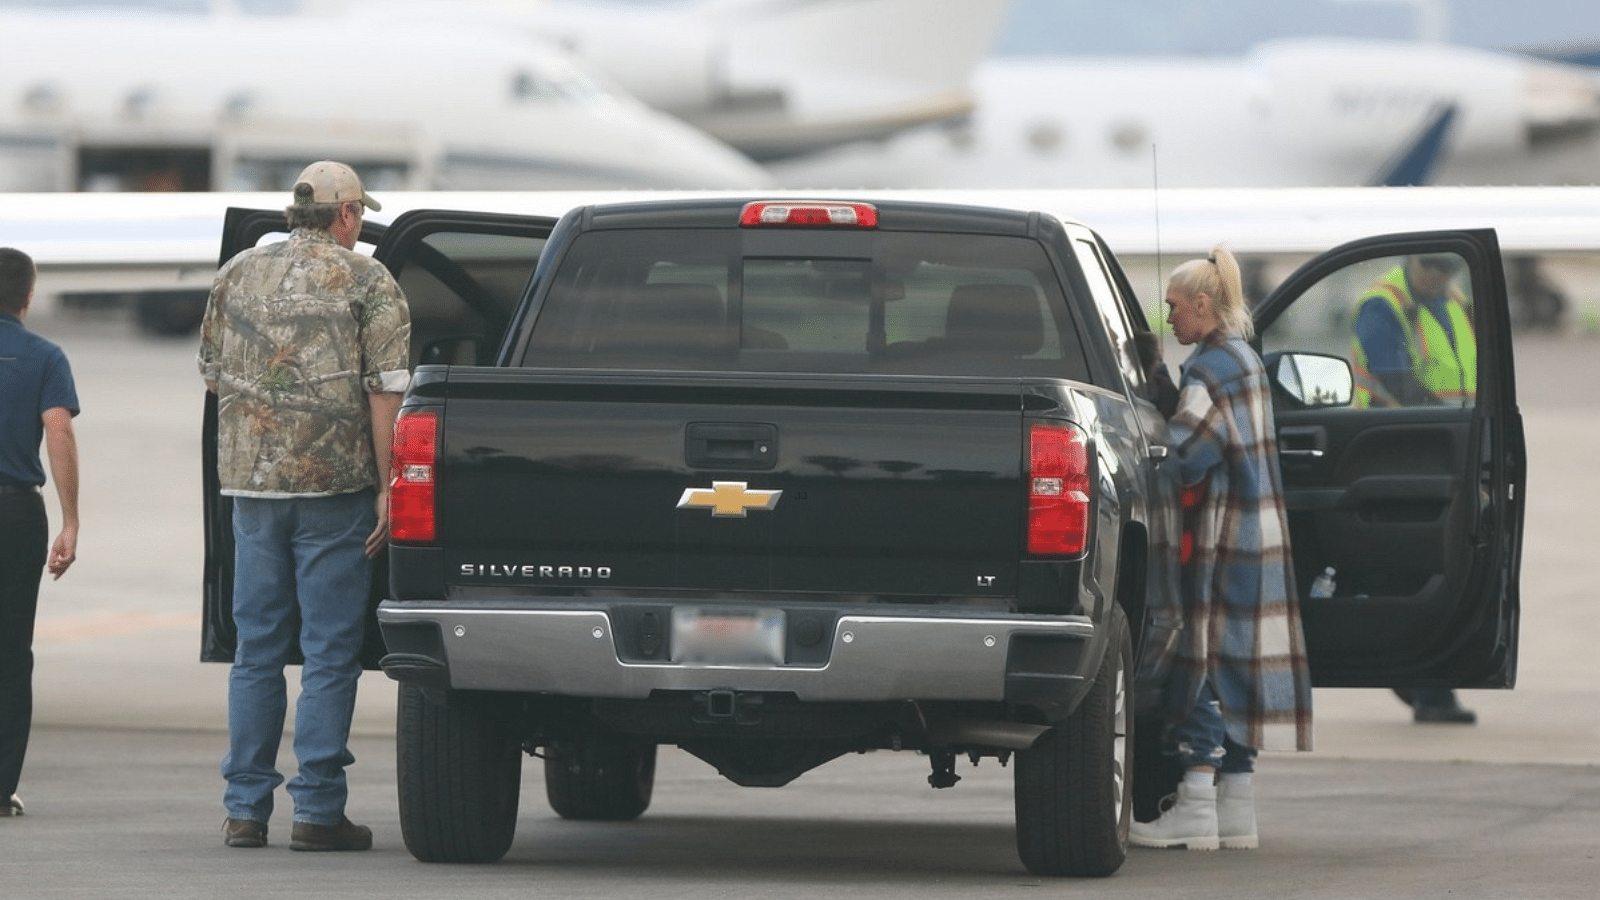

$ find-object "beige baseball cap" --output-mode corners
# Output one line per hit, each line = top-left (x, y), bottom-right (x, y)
(292, 160), (381, 211)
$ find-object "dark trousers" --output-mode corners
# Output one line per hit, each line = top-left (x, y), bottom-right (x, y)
(0, 491), (47, 798)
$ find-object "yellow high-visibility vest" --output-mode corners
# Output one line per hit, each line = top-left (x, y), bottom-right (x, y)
(1351, 267), (1476, 408)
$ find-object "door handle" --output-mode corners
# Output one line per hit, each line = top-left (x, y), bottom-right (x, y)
(1278, 425), (1328, 462)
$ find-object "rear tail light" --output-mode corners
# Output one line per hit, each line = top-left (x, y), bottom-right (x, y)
(390, 409), (438, 543)
(1027, 423), (1090, 556)
(739, 201), (878, 228)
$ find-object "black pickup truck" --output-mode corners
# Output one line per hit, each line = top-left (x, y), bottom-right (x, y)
(202, 196), (1524, 877)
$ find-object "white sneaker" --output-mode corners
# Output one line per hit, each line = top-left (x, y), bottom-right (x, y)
(1217, 782), (1258, 849)
(0, 794), (23, 818)
(1130, 782), (1219, 850)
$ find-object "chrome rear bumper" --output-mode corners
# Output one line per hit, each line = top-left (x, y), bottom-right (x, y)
(378, 602), (1095, 703)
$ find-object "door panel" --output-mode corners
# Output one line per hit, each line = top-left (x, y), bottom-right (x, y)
(1277, 413), (1478, 668)
(1255, 230), (1523, 688)
(201, 208), (556, 665)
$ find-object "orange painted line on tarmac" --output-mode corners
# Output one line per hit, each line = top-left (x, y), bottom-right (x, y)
(35, 612), (200, 642)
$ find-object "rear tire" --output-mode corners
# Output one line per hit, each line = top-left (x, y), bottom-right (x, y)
(396, 684), (522, 863)
(1014, 602), (1133, 877)
(544, 735), (657, 821)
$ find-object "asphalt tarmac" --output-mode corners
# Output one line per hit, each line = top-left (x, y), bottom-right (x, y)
(4, 309), (1597, 898)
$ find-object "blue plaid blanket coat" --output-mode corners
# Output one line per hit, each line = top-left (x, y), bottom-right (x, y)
(1163, 334), (1313, 753)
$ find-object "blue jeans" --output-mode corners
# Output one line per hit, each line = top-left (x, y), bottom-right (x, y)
(223, 491), (372, 827)
(1172, 678), (1258, 774)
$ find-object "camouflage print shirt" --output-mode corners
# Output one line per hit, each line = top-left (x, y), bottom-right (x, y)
(198, 228), (411, 497)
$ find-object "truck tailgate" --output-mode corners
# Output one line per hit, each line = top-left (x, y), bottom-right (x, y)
(435, 370), (1028, 599)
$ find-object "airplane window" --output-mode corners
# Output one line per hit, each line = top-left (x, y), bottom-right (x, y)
(1110, 122), (1149, 155)
(1027, 123), (1066, 155)
(511, 71), (558, 102)
(511, 69), (606, 104)
(23, 83), (64, 114)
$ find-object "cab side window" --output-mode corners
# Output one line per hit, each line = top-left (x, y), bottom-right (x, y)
(1070, 238), (1149, 398)
(1260, 252), (1476, 409)
(394, 230), (548, 366)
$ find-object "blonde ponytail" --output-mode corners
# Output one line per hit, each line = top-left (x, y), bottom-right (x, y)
(1168, 244), (1253, 340)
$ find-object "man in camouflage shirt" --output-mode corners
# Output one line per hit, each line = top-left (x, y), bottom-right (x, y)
(198, 161), (409, 853)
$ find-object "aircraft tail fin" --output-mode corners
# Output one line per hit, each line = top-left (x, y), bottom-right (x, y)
(1370, 102), (1458, 187)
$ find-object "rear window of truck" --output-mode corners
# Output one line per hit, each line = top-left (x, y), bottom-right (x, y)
(520, 228), (1091, 380)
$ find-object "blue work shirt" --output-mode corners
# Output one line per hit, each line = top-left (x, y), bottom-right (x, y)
(1355, 275), (1459, 378)
(0, 312), (80, 486)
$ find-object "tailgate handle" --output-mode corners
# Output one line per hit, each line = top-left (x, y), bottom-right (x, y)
(685, 423), (778, 470)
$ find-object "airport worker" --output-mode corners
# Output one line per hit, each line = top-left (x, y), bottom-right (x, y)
(1130, 246), (1313, 852)
(198, 161), (410, 851)
(1350, 253), (1479, 724)
(0, 247), (81, 819)
(1350, 253), (1475, 409)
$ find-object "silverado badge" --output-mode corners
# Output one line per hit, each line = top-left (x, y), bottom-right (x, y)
(677, 481), (782, 517)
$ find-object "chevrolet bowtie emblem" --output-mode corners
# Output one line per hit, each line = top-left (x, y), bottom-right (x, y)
(677, 481), (782, 517)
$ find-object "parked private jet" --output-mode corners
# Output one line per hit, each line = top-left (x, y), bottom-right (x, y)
(1, 0), (1011, 194)
(769, 38), (1600, 189)
(321, 0), (1013, 162)
(0, 6), (773, 193)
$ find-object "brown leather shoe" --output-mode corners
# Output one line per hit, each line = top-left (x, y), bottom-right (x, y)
(223, 817), (268, 848)
(290, 817), (372, 852)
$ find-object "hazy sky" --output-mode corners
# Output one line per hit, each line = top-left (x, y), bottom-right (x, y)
(3, 0), (1594, 57)
(996, 0), (1598, 56)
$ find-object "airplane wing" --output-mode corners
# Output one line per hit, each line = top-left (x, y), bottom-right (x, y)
(11, 184), (1600, 262)
(10, 186), (1600, 324)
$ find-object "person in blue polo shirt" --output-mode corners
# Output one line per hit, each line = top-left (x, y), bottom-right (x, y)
(0, 247), (81, 819)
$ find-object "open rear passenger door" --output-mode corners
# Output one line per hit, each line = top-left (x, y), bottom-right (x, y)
(1253, 229), (1523, 689)
(201, 208), (558, 666)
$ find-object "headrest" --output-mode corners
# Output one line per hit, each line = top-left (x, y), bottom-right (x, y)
(946, 284), (1044, 356)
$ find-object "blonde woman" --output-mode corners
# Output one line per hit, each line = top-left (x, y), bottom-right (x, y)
(1131, 246), (1313, 851)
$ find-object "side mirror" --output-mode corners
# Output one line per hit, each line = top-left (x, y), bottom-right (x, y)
(1265, 352), (1353, 409)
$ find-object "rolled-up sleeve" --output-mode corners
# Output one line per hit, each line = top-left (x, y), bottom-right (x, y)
(360, 274), (412, 395)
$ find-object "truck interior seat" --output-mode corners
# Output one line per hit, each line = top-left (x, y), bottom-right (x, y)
(945, 283), (1045, 356)
(609, 283), (730, 355)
